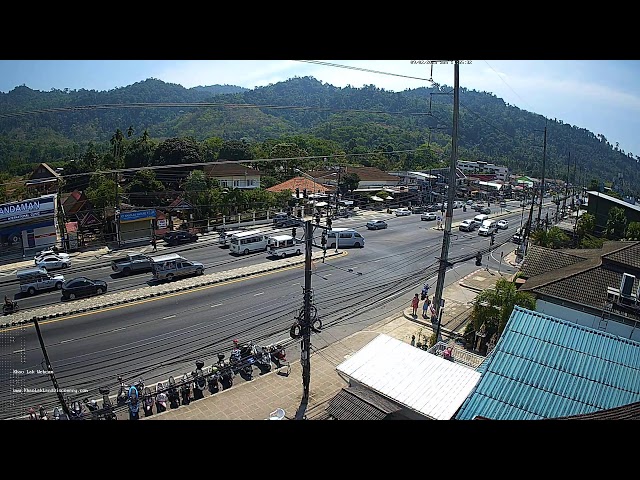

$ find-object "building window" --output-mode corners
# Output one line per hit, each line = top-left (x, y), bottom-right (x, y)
(220, 180), (230, 187)
(233, 180), (240, 187)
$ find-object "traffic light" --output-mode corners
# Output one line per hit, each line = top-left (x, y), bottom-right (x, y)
(295, 188), (300, 198)
(291, 227), (297, 238)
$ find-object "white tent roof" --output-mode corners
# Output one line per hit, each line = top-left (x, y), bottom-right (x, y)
(371, 196), (384, 202)
(336, 334), (481, 420)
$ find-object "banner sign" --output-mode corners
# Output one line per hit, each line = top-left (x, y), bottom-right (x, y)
(119, 209), (156, 223)
(0, 196), (55, 224)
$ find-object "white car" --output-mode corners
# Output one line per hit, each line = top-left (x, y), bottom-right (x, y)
(421, 212), (437, 221)
(497, 220), (509, 230)
(459, 219), (476, 232)
(395, 208), (411, 216)
(35, 254), (71, 271)
(34, 249), (70, 263)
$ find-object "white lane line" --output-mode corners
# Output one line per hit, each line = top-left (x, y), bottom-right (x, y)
(12, 349), (24, 354)
(254, 292), (264, 296)
(211, 304), (222, 308)
(163, 315), (176, 319)
(61, 339), (73, 343)
(110, 327), (126, 333)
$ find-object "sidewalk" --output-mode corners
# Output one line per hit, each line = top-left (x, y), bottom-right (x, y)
(145, 267), (500, 420)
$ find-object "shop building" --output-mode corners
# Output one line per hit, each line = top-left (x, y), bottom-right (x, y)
(0, 194), (59, 255)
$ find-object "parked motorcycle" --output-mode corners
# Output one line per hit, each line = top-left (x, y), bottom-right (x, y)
(192, 361), (206, 401)
(69, 400), (84, 420)
(156, 382), (168, 414)
(180, 374), (192, 405)
(207, 366), (220, 395)
(52, 406), (69, 420)
(256, 346), (272, 375)
(27, 407), (38, 420)
(38, 405), (49, 420)
(99, 387), (117, 420)
(84, 398), (100, 420)
(3, 301), (19, 315)
(269, 344), (288, 369)
(217, 354), (233, 390)
(231, 341), (257, 381)
(128, 385), (140, 420)
(132, 378), (145, 399)
(142, 387), (154, 417)
(116, 375), (130, 407)
(167, 376), (180, 409)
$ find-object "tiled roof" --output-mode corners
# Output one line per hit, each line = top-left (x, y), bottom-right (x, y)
(202, 162), (261, 177)
(532, 265), (639, 313)
(519, 245), (588, 278)
(602, 241), (640, 272)
(29, 162), (62, 180)
(266, 177), (327, 194)
(455, 306), (640, 420)
(326, 385), (403, 420)
(551, 400), (640, 420)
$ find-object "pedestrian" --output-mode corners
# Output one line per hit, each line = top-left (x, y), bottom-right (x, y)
(411, 335), (416, 347)
(411, 293), (419, 316)
(151, 236), (157, 252)
(422, 296), (430, 319)
(430, 303), (437, 323)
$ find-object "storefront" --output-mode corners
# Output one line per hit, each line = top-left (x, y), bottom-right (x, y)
(117, 208), (156, 243)
(0, 194), (58, 254)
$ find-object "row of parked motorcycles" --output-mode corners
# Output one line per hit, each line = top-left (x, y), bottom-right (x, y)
(33, 341), (288, 420)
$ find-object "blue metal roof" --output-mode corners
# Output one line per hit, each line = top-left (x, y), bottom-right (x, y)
(455, 306), (640, 420)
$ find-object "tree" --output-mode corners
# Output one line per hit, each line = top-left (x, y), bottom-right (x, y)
(530, 226), (569, 249)
(625, 221), (640, 240)
(605, 206), (627, 240)
(587, 179), (600, 192)
(341, 173), (360, 194)
(85, 174), (116, 211)
(126, 170), (165, 207)
(576, 212), (595, 238)
(468, 277), (536, 346)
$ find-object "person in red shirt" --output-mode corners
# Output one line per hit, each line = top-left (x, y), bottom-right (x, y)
(411, 294), (419, 316)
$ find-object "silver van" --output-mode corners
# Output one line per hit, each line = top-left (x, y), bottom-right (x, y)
(150, 253), (205, 281)
(326, 228), (365, 248)
(17, 267), (65, 295)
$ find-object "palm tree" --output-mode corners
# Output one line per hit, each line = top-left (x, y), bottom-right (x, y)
(470, 277), (536, 343)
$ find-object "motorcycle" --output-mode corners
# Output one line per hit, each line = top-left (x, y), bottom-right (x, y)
(132, 378), (145, 399)
(142, 387), (154, 417)
(269, 344), (288, 370)
(3, 301), (19, 315)
(167, 376), (180, 409)
(27, 407), (38, 420)
(84, 398), (100, 420)
(116, 375), (130, 407)
(207, 366), (220, 395)
(216, 354), (233, 390)
(99, 387), (117, 420)
(128, 385), (140, 420)
(69, 399), (84, 420)
(155, 382), (168, 414)
(256, 346), (272, 375)
(38, 405), (49, 420)
(420, 283), (430, 301)
(231, 341), (257, 381)
(180, 374), (192, 405)
(192, 361), (206, 401)
(475, 252), (483, 266)
(52, 406), (69, 420)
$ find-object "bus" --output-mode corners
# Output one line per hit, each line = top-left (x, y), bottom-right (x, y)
(229, 230), (268, 255)
(267, 234), (303, 258)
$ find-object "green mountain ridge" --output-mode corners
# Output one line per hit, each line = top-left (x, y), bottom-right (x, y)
(0, 77), (637, 196)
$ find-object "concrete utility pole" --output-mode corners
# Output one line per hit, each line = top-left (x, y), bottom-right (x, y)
(301, 220), (313, 403)
(432, 60), (459, 343)
(33, 318), (70, 417)
(563, 151), (570, 214)
(536, 120), (548, 228)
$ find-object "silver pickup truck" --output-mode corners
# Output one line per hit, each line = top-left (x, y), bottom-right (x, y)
(111, 253), (153, 276)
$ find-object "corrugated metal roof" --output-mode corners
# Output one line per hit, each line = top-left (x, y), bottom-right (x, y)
(456, 306), (640, 420)
(336, 334), (481, 420)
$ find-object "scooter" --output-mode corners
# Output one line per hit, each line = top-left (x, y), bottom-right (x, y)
(217, 354), (233, 390)
(116, 375), (130, 407)
(69, 400), (84, 420)
(207, 366), (220, 395)
(84, 398), (100, 420)
(27, 407), (38, 420)
(99, 387), (117, 420)
(180, 374), (192, 405)
(155, 382), (168, 414)
(256, 346), (272, 375)
(128, 385), (140, 420)
(52, 406), (69, 420)
(167, 376), (180, 409)
(3, 301), (19, 315)
(269, 344), (288, 369)
(142, 387), (154, 417)
(38, 405), (49, 420)
(192, 361), (206, 401)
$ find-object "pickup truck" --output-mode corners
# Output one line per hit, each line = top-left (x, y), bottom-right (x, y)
(111, 253), (153, 276)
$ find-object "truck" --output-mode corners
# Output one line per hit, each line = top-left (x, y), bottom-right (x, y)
(111, 253), (153, 276)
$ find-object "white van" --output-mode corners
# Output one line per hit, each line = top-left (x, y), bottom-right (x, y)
(229, 230), (268, 255)
(17, 267), (65, 295)
(478, 220), (498, 236)
(267, 235), (303, 258)
(218, 229), (243, 247)
(326, 228), (365, 248)
(473, 213), (489, 226)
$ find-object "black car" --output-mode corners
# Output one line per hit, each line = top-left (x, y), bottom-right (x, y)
(62, 277), (108, 300)
(163, 230), (198, 245)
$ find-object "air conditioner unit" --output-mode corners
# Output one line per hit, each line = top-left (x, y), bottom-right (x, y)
(620, 273), (635, 297)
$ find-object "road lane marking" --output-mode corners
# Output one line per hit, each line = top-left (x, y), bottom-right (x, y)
(163, 315), (176, 319)
(254, 292), (264, 296)
(211, 304), (222, 307)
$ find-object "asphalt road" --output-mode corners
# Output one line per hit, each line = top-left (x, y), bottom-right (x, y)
(0, 200), (560, 419)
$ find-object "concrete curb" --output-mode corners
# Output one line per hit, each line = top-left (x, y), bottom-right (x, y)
(0, 250), (346, 329)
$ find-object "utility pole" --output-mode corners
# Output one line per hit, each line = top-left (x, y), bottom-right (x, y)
(563, 151), (570, 214)
(56, 182), (68, 253)
(432, 60), (459, 343)
(334, 165), (342, 218)
(301, 220), (313, 408)
(33, 318), (70, 417)
(536, 120), (548, 228)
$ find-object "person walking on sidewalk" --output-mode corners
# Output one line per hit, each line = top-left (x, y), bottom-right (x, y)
(151, 236), (157, 252)
(422, 296), (430, 319)
(411, 293), (419, 316)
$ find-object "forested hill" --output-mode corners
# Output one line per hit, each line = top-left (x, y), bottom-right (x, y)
(0, 76), (637, 196)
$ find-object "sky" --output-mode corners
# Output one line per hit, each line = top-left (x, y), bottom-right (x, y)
(1, 59), (639, 161)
